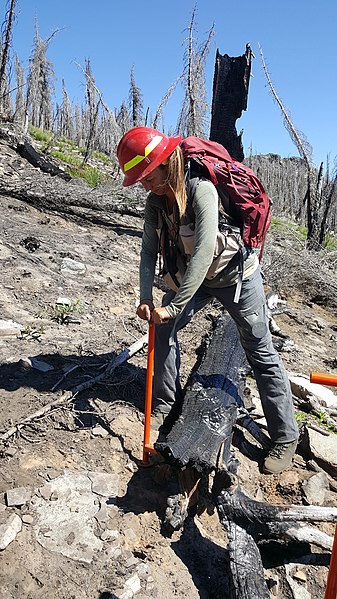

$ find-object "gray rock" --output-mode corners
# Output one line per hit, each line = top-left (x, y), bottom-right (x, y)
(306, 428), (337, 477)
(88, 472), (120, 497)
(33, 471), (102, 563)
(302, 471), (329, 505)
(6, 486), (31, 507)
(60, 257), (86, 277)
(0, 513), (22, 550)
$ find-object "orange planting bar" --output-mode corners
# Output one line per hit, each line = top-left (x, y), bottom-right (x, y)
(310, 369), (337, 597)
(310, 372), (337, 388)
(142, 322), (157, 464)
(324, 525), (337, 599)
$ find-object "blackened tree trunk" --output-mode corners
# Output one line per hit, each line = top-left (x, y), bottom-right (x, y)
(0, 0), (16, 117)
(210, 44), (252, 162)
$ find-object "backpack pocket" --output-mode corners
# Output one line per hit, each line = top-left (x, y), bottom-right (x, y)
(205, 228), (241, 280)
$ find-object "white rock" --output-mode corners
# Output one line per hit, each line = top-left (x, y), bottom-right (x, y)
(0, 319), (22, 337)
(60, 257), (86, 277)
(124, 573), (142, 594)
(91, 424), (109, 438)
(289, 374), (337, 408)
(0, 513), (22, 550)
(6, 486), (31, 507)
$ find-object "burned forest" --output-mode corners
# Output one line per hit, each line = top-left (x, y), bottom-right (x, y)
(1, 3), (337, 599)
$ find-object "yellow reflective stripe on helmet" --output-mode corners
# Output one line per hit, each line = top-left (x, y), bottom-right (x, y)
(123, 135), (163, 172)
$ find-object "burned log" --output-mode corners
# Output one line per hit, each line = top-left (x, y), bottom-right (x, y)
(156, 313), (269, 468)
(155, 313), (337, 598)
(17, 140), (71, 180)
(210, 43), (252, 161)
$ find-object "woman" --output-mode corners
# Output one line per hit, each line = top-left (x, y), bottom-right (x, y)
(117, 126), (298, 474)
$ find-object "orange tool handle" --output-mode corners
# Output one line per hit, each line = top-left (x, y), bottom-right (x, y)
(311, 370), (337, 597)
(324, 525), (337, 599)
(310, 372), (337, 388)
(142, 322), (156, 464)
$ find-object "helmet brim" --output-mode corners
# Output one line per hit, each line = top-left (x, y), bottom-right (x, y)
(122, 136), (182, 187)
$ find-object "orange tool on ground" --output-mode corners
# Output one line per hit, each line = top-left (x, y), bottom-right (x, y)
(324, 525), (337, 599)
(310, 372), (337, 387)
(142, 321), (157, 465)
(310, 371), (337, 598)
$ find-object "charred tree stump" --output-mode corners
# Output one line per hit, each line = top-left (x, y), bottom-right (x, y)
(210, 44), (252, 161)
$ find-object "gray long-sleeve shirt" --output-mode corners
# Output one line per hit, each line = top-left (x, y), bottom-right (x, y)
(140, 178), (258, 318)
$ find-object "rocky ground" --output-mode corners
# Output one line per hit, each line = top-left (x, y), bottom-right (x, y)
(0, 126), (337, 598)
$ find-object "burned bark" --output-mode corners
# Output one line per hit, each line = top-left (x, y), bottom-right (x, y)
(210, 44), (252, 161)
(17, 140), (71, 180)
(156, 313), (269, 468)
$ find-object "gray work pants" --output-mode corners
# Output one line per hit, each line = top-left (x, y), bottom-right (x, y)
(153, 266), (298, 444)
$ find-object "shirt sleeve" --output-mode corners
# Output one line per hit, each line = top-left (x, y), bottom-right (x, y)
(165, 180), (218, 318)
(139, 199), (159, 302)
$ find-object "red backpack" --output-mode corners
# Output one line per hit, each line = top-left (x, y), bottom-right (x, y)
(180, 136), (272, 257)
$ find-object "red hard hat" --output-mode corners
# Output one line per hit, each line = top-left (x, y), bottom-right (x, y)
(117, 127), (182, 187)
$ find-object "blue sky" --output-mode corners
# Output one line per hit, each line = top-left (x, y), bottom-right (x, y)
(7, 0), (337, 166)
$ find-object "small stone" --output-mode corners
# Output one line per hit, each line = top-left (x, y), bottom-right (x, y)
(6, 486), (31, 507)
(293, 570), (307, 583)
(60, 257), (86, 277)
(4, 447), (17, 457)
(124, 573), (141, 594)
(100, 529), (118, 541)
(302, 471), (329, 505)
(91, 425), (109, 438)
(95, 504), (108, 523)
(136, 563), (150, 578)
(39, 483), (53, 500)
(109, 437), (123, 451)
(56, 297), (72, 306)
(22, 514), (34, 525)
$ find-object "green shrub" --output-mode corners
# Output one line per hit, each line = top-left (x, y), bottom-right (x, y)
(323, 231), (337, 251)
(50, 150), (82, 166)
(271, 217), (307, 240)
(67, 165), (102, 187)
(92, 150), (111, 164)
(29, 126), (52, 143)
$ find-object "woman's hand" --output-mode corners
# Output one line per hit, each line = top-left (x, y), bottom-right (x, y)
(152, 306), (171, 325)
(136, 300), (155, 322)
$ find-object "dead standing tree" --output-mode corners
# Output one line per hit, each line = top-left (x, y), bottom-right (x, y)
(24, 22), (57, 133)
(210, 44), (252, 162)
(0, 0), (16, 118)
(129, 64), (143, 128)
(259, 45), (337, 249)
(177, 7), (214, 138)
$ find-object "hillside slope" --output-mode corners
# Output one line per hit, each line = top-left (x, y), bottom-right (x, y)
(0, 126), (337, 599)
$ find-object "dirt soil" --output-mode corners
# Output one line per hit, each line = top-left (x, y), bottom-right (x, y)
(1, 140), (337, 598)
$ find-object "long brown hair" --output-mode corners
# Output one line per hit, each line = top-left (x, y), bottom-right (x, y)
(165, 146), (187, 217)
